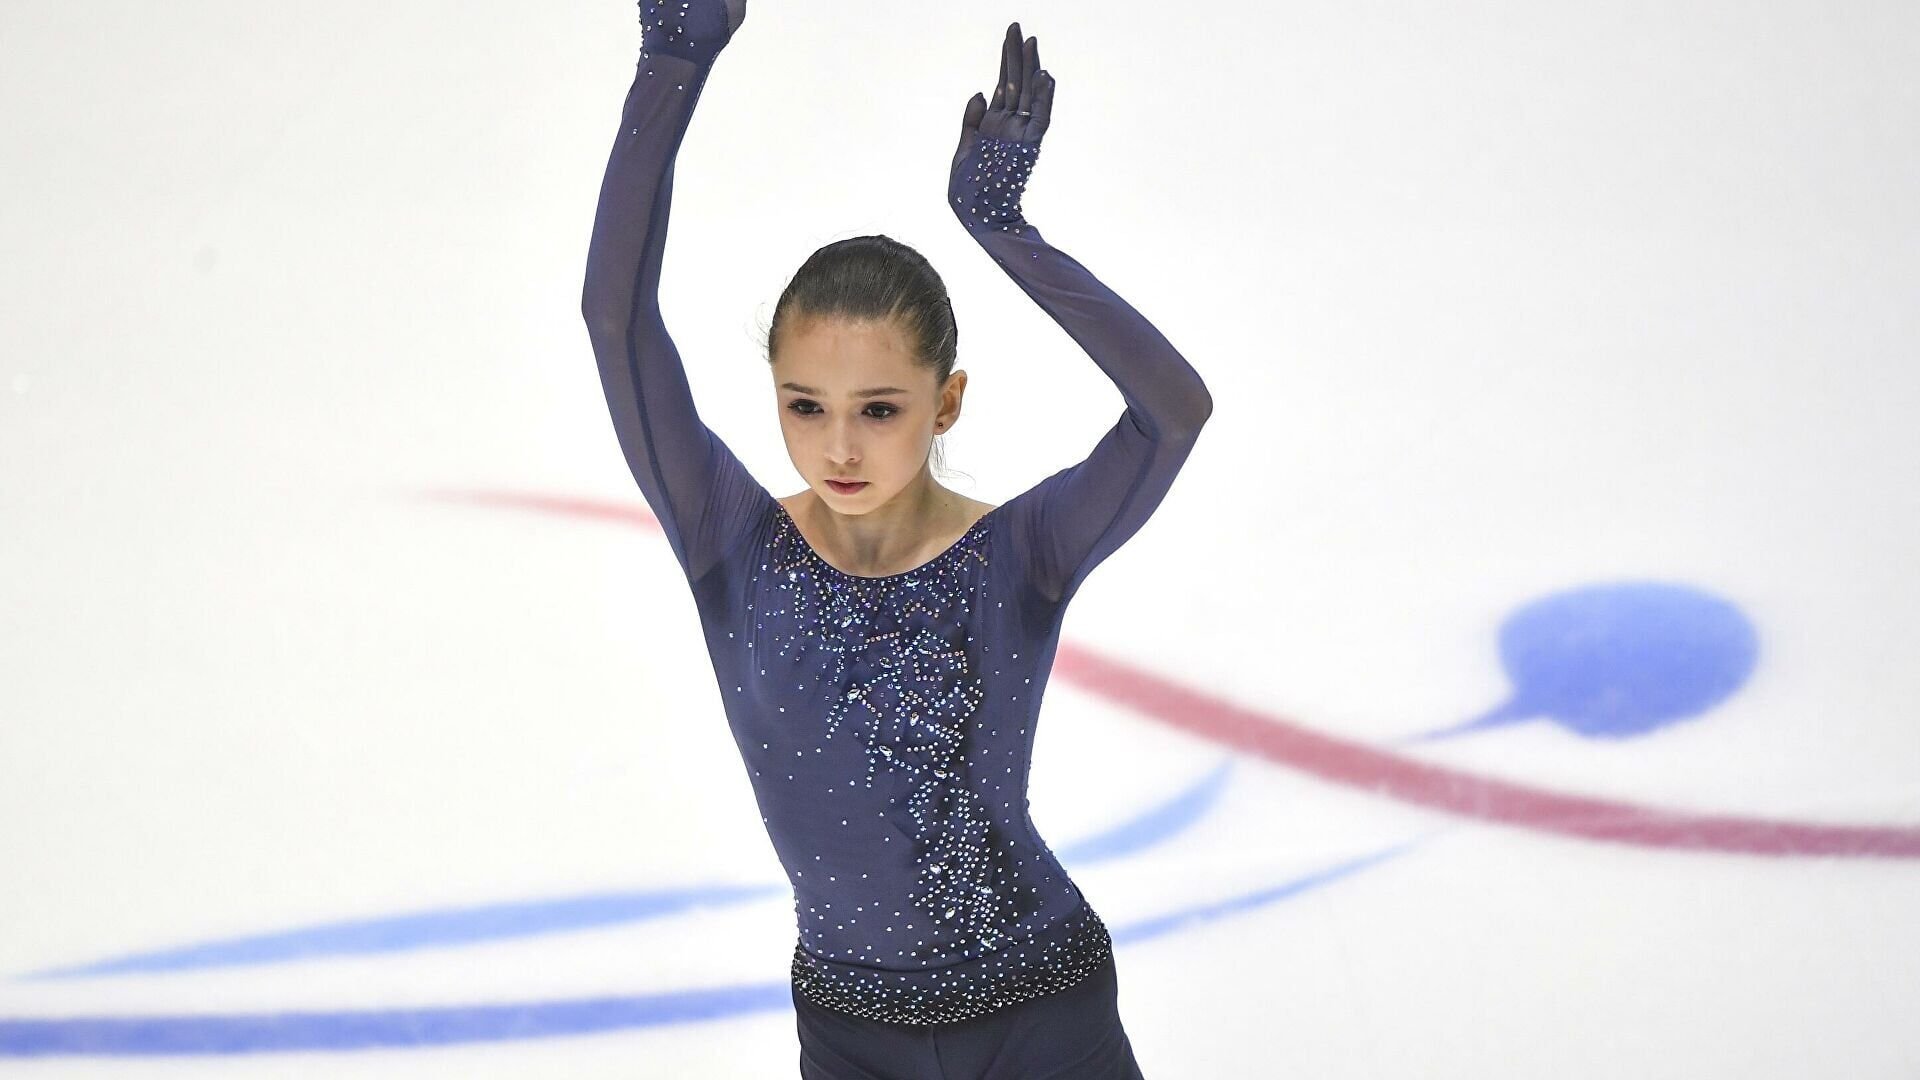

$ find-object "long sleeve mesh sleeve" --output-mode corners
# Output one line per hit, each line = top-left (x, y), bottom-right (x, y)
(951, 134), (1214, 605)
(579, 5), (767, 584)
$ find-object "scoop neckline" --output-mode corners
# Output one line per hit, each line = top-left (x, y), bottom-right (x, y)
(774, 502), (999, 583)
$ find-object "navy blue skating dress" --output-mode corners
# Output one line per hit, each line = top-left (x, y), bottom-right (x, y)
(580, 4), (1209, 1075)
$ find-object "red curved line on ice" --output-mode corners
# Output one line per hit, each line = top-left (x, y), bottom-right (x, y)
(1052, 642), (1920, 857)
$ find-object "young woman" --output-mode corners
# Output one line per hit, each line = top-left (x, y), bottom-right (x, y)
(581, 3), (1211, 1075)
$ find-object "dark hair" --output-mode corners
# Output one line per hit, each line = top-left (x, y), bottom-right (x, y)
(763, 234), (961, 475)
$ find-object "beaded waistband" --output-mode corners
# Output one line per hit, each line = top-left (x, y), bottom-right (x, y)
(789, 897), (1114, 1026)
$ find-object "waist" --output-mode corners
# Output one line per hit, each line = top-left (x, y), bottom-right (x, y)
(789, 893), (1114, 1026)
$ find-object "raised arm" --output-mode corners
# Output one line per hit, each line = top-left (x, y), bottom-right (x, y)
(579, 0), (766, 583)
(950, 24), (1213, 604)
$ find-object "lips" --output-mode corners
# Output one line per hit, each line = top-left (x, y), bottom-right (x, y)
(827, 480), (869, 493)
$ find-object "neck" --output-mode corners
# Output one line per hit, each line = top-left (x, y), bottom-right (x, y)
(801, 472), (964, 575)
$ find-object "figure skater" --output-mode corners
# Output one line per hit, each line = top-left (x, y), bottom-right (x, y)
(580, 3), (1211, 1075)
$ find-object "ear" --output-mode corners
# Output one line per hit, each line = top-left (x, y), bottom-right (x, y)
(937, 369), (968, 428)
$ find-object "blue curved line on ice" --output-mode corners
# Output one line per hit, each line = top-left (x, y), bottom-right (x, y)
(0, 982), (798, 1056)
(0, 833), (1409, 1058)
(1055, 758), (1234, 865)
(21, 758), (1236, 981)
(19, 884), (785, 980)
(1107, 834), (1428, 945)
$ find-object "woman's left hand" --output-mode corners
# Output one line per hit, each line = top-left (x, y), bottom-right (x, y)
(949, 22), (1054, 230)
(952, 22), (1052, 162)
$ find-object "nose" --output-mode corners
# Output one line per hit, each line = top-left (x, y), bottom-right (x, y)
(825, 415), (859, 467)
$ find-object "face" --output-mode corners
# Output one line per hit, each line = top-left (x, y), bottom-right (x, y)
(771, 314), (964, 513)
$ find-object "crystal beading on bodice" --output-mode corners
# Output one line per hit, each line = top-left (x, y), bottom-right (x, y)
(749, 506), (1115, 1024)
(759, 508), (1018, 960)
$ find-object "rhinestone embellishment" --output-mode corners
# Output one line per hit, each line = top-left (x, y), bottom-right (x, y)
(744, 506), (1120, 1022)
(953, 134), (1040, 234)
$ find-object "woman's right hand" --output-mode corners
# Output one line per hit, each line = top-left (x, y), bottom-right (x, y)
(639, 0), (747, 64)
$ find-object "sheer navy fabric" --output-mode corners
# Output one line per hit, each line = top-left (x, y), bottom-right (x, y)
(579, 6), (1210, 1026)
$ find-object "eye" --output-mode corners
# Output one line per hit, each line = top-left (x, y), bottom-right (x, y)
(785, 400), (900, 420)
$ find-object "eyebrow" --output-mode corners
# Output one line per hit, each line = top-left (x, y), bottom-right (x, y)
(779, 382), (911, 399)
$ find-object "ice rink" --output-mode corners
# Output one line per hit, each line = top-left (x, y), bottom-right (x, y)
(3, 0), (1918, 1076)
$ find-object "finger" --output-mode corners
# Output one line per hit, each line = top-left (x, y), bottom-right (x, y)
(1017, 36), (1038, 116)
(993, 25), (1010, 108)
(1000, 24), (1021, 110)
(991, 27), (1012, 111)
(1031, 69), (1054, 134)
(961, 91), (985, 137)
(952, 91), (987, 174)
